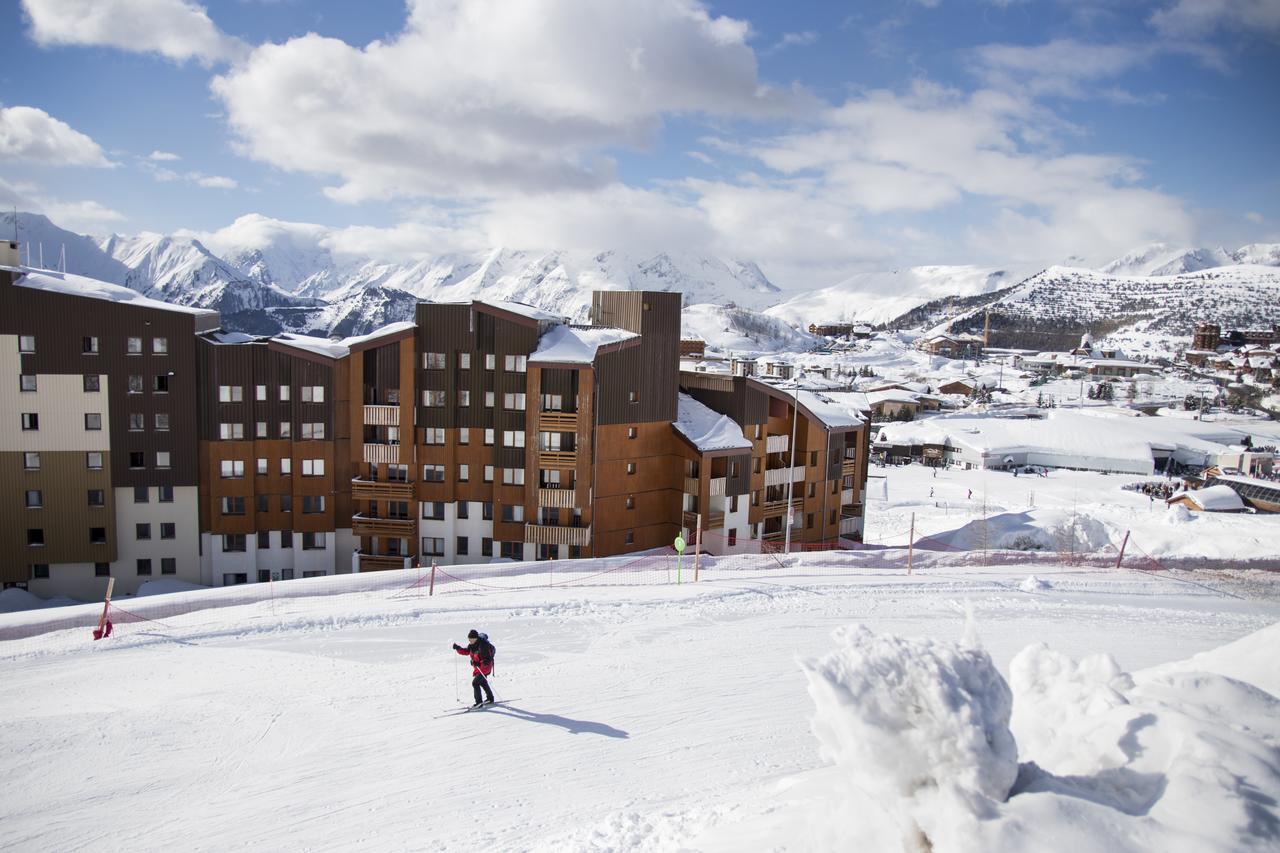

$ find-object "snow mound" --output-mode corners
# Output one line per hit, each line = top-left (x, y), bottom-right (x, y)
(1019, 575), (1050, 592)
(0, 588), (48, 614)
(1165, 503), (1193, 524)
(135, 579), (208, 597)
(801, 625), (1018, 850)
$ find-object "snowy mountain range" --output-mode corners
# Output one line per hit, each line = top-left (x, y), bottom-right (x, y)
(4, 211), (1279, 354)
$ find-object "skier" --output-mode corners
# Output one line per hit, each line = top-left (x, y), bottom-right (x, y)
(453, 629), (495, 708)
(967, 488), (973, 500)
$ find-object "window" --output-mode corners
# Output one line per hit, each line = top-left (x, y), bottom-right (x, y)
(280, 530), (294, 549)
(807, 483), (815, 499)
(806, 513), (814, 530)
(625, 495), (635, 510)
(87, 489), (105, 507)
(301, 385), (324, 403)
(626, 462), (636, 475)
(20, 374), (36, 392)
(730, 495), (739, 512)
(728, 528), (738, 547)
(501, 504), (524, 523)
(25, 489), (42, 508)
(256, 494), (269, 513)
(222, 534), (247, 552)
(19, 335), (35, 353)
(484, 354), (496, 370)
(301, 422), (325, 439)
(387, 463), (409, 482)
(257, 531), (271, 550)
(153, 337), (168, 354)
(31, 564), (49, 579)
(224, 572), (248, 585)
(483, 465), (494, 483)
(136, 523), (151, 541)
(484, 391), (495, 408)
(423, 464), (445, 482)
(161, 558), (176, 575)
(421, 502), (444, 520)
(89, 527), (107, 544)
(423, 352), (446, 369)
(221, 497), (246, 515)
(280, 494), (292, 513)
(301, 458), (324, 477)
(504, 354), (527, 372)
(457, 536), (469, 556)
(810, 451), (818, 467)
(153, 375), (170, 393)
(27, 528), (45, 546)
(155, 413), (170, 431)
(21, 413), (38, 431)
(458, 352), (471, 369)
(95, 562), (110, 577)
(502, 467), (525, 486)
(423, 427), (445, 445)
(481, 537), (494, 557)
(423, 390), (446, 407)
(457, 501), (470, 519)
(628, 427), (637, 439)
(624, 531), (634, 545)
(500, 542), (522, 560)
(158, 485), (173, 503)
(542, 393), (562, 411)
(83, 374), (100, 392)
(220, 460), (245, 478)
(83, 336), (99, 354)
(484, 428), (495, 446)
(754, 458), (761, 474)
(482, 502), (494, 521)
(219, 385), (243, 403)
(503, 393), (526, 410)
(24, 452), (40, 470)
(279, 421), (292, 438)
(730, 461), (740, 478)
(458, 427), (470, 445)
(280, 457), (292, 475)
(280, 384), (290, 401)
(302, 495), (326, 514)
(155, 451), (170, 469)
(86, 451), (104, 470)
(502, 430), (525, 448)
(134, 485), (149, 503)
(128, 374), (143, 393)
(422, 537), (445, 556)
(257, 458), (268, 475)
(628, 391), (638, 403)
(458, 390), (471, 407)
(127, 337), (142, 354)
(129, 413), (144, 431)
(457, 464), (469, 483)
(302, 531), (326, 550)
(161, 523), (176, 540)
(256, 421), (268, 438)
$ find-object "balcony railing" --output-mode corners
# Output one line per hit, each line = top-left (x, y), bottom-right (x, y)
(357, 552), (411, 572)
(765, 434), (789, 454)
(352, 478), (414, 502)
(761, 497), (803, 519)
(524, 523), (591, 547)
(763, 465), (805, 487)
(352, 514), (417, 538)
(363, 443), (401, 465)
(537, 487), (576, 509)
(539, 450), (577, 468)
(682, 511), (724, 531)
(841, 488), (855, 505)
(539, 411), (579, 431)
(842, 459), (858, 476)
(839, 516), (862, 536)
(683, 476), (700, 495)
(709, 477), (726, 497)
(363, 405), (400, 426)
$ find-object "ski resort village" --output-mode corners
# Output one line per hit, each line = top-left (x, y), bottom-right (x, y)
(3, 1), (1280, 851)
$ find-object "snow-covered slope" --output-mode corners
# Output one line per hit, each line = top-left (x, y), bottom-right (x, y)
(1100, 241), (1280, 277)
(682, 302), (816, 353)
(1, 212), (132, 284)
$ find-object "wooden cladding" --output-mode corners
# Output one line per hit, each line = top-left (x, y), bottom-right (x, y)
(351, 479), (414, 502)
(524, 523), (591, 547)
(538, 487), (577, 508)
(352, 515), (416, 538)
(362, 443), (402, 465)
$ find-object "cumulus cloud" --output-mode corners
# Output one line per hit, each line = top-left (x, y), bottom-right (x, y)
(148, 150), (181, 161)
(21, 0), (247, 65)
(210, 0), (802, 202)
(766, 31), (818, 53)
(0, 176), (126, 232)
(194, 175), (237, 189)
(972, 39), (1156, 99)
(0, 105), (115, 167)
(1150, 0), (1280, 40)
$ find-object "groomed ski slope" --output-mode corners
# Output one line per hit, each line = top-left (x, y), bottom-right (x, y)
(1, 560), (1277, 852)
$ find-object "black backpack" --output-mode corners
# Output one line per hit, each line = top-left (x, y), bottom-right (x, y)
(478, 634), (496, 669)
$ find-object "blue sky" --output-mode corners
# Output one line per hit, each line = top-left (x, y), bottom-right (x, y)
(1, 0), (1277, 285)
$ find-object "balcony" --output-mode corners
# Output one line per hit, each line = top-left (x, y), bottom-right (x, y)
(539, 411), (579, 431)
(358, 552), (411, 572)
(524, 523), (591, 547)
(766, 434), (789, 454)
(842, 459), (858, 477)
(539, 449), (577, 468)
(839, 516), (862, 536)
(352, 514), (417, 538)
(682, 510), (724, 532)
(352, 478), (414, 502)
(363, 405), (400, 426)
(709, 477), (726, 497)
(363, 442), (401, 465)
(537, 487), (576, 509)
(841, 488), (855, 505)
(683, 476), (700, 495)
(761, 497), (803, 519)
(763, 465), (805, 487)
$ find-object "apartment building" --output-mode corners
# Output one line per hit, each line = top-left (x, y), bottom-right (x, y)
(2, 251), (870, 598)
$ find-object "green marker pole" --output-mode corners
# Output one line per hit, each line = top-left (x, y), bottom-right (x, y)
(674, 534), (686, 584)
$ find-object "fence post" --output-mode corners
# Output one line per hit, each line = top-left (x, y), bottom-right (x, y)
(907, 512), (915, 575)
(92, 576), (115, 640)
(429, 559), (437, 596)
(1114, 530), (1130, 569)
(694, 513), (702, 582)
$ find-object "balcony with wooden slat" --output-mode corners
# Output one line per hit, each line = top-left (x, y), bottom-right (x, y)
(761, 497), (803, 519)
(363, 442), (402, 465)
(538, 411), (579, 431)
(352, 478), (414, 502)
(358, 553), (411, 572)
(842, 459), (858, 477)
(537, 487), (577, 509)
(841, 488), (855, 505)
(765, 434), (790, 454)
(709, 477), (726, 497)
(683, 476), (700, 495)
(524, 523), (591, 547)
(763, 465), (805, 487)
(363, 405), (400, 426)
(539, 449), (577, 468)
(682, 511), (724, 531)
(352, 515), (417, 538)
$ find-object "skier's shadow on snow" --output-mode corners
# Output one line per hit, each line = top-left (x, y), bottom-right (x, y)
(488, 704), (629, 739)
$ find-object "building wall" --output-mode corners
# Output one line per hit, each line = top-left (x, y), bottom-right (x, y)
(106, 485), (201, 595)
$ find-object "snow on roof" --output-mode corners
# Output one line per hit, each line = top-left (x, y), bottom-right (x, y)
(338, 321), (417, 350)
(673, 393), (751, 452)
(867, 389), (920, 405)
(795, 390), (865, 429)
(1210, 473), (1280, 493)
(481, 300), (565, 323)
(16, 269), (217, 317)
(531, 324), (638, 364)
(822, 391), (872, 413)
(273, 333), (351, 359)
(1174, 485), (1245, 511)
(206, 331), (257, 344)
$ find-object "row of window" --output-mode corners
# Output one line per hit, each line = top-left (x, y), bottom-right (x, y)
(421, 463), (527, 485)
(421, 390), (529, 409)
(27, 559), (175, 581)
(220, 532), (326, 551)
(419, 537), (531, 559)
(218, 385), (325, 403)
(17, 335), (168, 356)
(217, 494), (322, 515)
(421, 353), (527, 372)
(19, 412), (106, 431)
(17, 374), (104, 393)
(219, 458), (324, 478)
(21, 451), (171, 471)
(24, 486), (176, 508)
(27, 528), (109, 546)
(223, 569), (326, 585)
(217, 421), (325, 440)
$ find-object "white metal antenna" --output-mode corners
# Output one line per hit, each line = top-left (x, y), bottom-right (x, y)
(60, 243), (66, 273)
(38, 242), (43, 269)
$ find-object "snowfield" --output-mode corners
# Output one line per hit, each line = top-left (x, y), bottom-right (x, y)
(1, 553), (1277, 852)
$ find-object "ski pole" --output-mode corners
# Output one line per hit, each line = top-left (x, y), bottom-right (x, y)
(454, 652), (460, 703)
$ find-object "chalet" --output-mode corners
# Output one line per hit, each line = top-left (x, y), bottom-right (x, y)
(938, 379), (976, 396)
(809, 322), (858, 338)
(1166, 485), (1246, 513)
(1086, 359), (1149, 379)
(917, 333), (983, 358)
(679, 339), (706, 358)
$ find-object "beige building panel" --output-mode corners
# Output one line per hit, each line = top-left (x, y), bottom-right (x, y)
(1, 336), (111, 452)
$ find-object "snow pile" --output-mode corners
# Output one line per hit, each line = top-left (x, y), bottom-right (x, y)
(0, 588), (50, 614)
(673, 393), (751, 452)
(1019, 575), (1050, 592)
(530, 323), (637, 364)
(1173, 484), (1246, 512)
(800, 625), (1018, 851)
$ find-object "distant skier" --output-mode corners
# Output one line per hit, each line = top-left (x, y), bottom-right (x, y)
(967, 488), (973, 500)
(453, 629), (496, 708)
(928, 487), (934, 498)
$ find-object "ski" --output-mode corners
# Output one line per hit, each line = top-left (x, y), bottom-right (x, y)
(434, 699), (517, 719)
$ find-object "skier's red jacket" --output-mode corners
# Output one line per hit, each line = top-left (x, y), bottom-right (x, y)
(456, 640), (494, 677)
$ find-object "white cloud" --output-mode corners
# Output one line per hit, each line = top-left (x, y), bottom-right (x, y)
(1244, 211), (1264, 224)
(148, 150), (181, 161)
(21, 0), (247, 65)
(194, 175), (237, 189)
(137, 156), (239, 190)
(210, 0), (802, 202)
(767, 31), (818, 53)
(0, 105), (115, 167)
(1150, 0), (1280, 39)
(972, 39), (1155, 99)
(0, 176), (126, 232)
